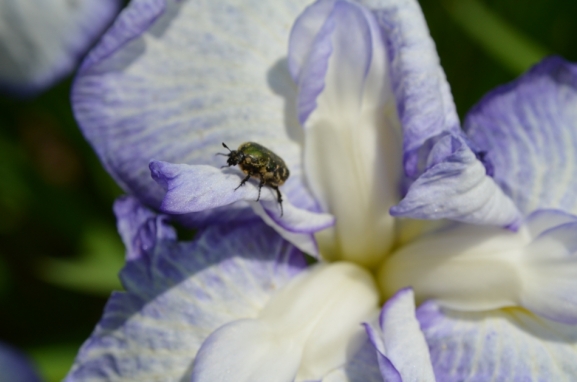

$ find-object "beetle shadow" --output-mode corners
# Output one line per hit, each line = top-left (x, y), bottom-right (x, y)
(267, 58), (305, 147)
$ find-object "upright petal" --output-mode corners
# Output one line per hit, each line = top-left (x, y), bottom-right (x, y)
(66, 198), (307, 381)
(73, 0), (318, 226)
(465, 56), (577, 216)
(365, 288), (436, 382)
(360, 0), (461, 177)
(0, 0), (120, 95)
(418, 301), (577, 381)
(292, 0), (402, 266)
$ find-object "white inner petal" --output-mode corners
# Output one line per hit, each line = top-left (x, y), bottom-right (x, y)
(260, 262), (379, 381)
(303, 6), (402, 267)
(192, 262), (379, 382)
(380, 224), (531, 311)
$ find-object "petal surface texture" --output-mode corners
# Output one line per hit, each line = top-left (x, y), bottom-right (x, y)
(390, 134), (523, 228)
(465, 57), (577, 216)
(0, 0), (120, 94)
(365, 288), (436, 382)
(73, 0), (318, 226)
(380, 210), (577, 323)
(294, 0), (402, 266)
(418, 301), (577, 382)
(361, 0), (460, 177)
(65, 196), (308, 381)
(192, 262), (380, 381)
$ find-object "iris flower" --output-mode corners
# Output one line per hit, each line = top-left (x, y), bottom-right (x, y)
(0, 0), (121, 95)
(66, 0), (577, 380)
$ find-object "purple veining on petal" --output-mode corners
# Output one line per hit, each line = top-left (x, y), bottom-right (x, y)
(465, 56), (577, 216)
(417, 301), (577, 381)
(66, 199), (307, 381)
(364, 0), (460, 178)
(72, 0), (319, 228)
(114, 195), (176, 261)
(391, 134), (523, 228)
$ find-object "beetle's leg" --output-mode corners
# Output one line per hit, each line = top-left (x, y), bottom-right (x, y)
(235, 174), (251, 190)
(273, 186), (284, 217)
(256, 179), (265, 201)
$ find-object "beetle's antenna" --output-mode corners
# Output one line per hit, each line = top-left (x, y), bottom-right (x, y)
(216, 142), (232, 156)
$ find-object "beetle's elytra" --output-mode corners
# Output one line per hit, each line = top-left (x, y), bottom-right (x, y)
(218, 142), (290, 216)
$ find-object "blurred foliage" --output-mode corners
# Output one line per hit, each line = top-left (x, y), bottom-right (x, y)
(0, 0), (575, 381)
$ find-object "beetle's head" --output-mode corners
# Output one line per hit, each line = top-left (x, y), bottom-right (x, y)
(219, 142), (244, 166)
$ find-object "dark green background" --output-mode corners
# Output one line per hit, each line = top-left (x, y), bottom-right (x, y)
(0, 0), (575, 380)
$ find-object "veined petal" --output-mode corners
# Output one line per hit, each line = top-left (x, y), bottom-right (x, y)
(192, 262), (380, 382)
(149, 161), (335, 255)
(380, 210), (577, 324)
(73, 0), (318, 226)
(359, 0), (460, 177)
(0, 341), (42, 382)
(417, 301), (577, 381)
(365, 288), (435, 382)
(293, 0), (402, 266)
(465, 56), (577, 216)
(65, 198), (307, 381)
(0, 0), (120, 95)
(390, 134), (523, 228)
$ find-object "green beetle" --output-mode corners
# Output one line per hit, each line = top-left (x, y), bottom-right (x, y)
(219, 142), (290, 216)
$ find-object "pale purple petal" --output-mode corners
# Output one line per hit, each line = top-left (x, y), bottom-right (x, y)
(149, 161), (334, 255)
(0, 342), (42, 382)
(65, 199), (307, 381)
(360, 0), (460, 177)
(0, 0), (120, 95)
(72, 0), (319, 226)
(465, 56), (577, 216)
(391, 134), (522, 228)
(365, 288), (435, 382)
(418, 301), (577, 381)
(320, 338), (384, 382)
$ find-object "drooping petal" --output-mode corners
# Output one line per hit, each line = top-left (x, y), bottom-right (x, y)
(360, 0), (461, 177)
(192, 262), (380, 382)
(417, 301), (577, 381)
(0, 0), (120, 95)
(380, 210), (577, 324)
(365, 288), (435, 382)
(390, 134), (523, 228)
(0, 341), (42, 382)
(465, 56), (577, 216)
(292, 0), (402, 266)
(65, 197), (307, 381)
(72, 0), (318, 226)
(149, 161), (335, 255)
